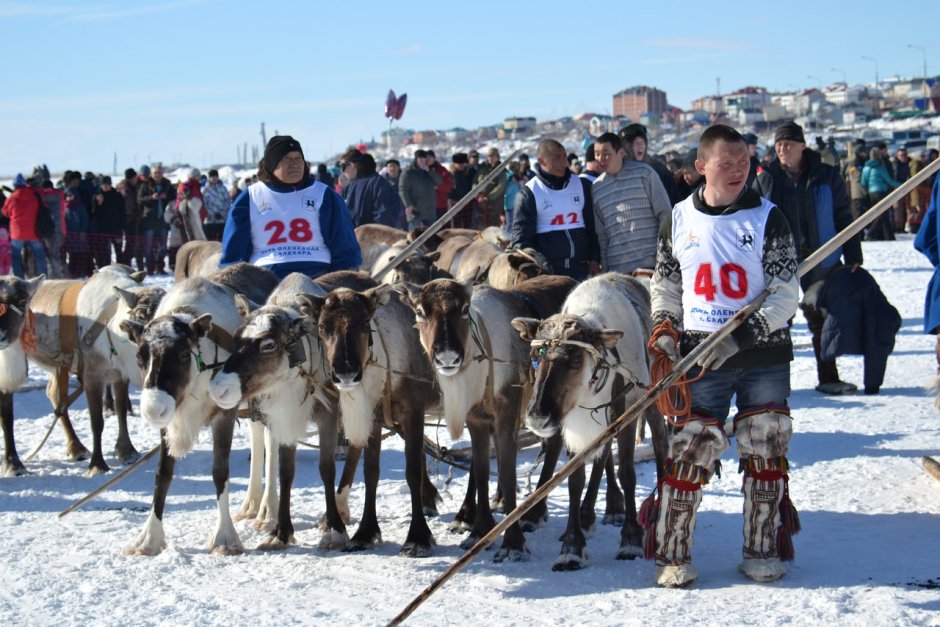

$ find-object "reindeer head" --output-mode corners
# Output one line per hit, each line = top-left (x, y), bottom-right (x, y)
(299, 285), (391, 391)
(387, 251), (446, 285)
(394, 278), (473, 377)
(512, 314), (622, 438)
(0, 275), (43, 350)
(209, 296), (314, 409)
(114, 285), (166, 326)
(121, 312), (213, 428)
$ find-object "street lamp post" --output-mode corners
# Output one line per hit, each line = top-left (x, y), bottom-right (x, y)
(908, 44), (928, 106)
(862, 55), (880, 113)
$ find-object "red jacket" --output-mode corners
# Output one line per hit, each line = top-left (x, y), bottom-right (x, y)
(2, 186), (40, 240)
(431, 162), (453, 210)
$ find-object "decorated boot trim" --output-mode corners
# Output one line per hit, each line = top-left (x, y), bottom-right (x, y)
(732, 403), (790, 428)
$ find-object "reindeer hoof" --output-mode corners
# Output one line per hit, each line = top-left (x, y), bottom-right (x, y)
(210, 544), (244, 556)
(422, 504), (439, 518)
(1, 460), (28, 477)
(459, 534), (483, 550)
(400, 541), (433, 558)
(553, 553), (587, 571)
(115, 445), (141, 464)
(602, 512), (626, 526)
(67, 442), (91, 462)
(86, 464), (109, 478)
(258, 535), (295, 551)
(448, 519), (472, 534)
(317, 529), (349, 551)
(616, 544), (643, 560)
(493, 546), (530, 563)
(252, 517), (277, 533)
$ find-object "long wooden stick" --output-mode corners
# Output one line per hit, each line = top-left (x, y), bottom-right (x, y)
(923, 456), (940, 483)
(373, 150), (521, 281)
(58, 445), (159, 518)
(386, 154), (940, 626)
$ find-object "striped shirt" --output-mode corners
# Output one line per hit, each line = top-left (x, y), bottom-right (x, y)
(592, 161), (672, 273)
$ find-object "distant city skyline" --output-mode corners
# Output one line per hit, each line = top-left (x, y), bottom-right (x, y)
(0, 0), (935, 176)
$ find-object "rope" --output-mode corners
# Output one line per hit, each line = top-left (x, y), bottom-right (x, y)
(646, 320), (705, 427)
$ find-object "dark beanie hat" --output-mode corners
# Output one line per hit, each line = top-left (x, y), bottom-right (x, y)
(124, 167), (137, 179)
(264, 135), (304, 170)
(585, 143), (596, 162)
(452, 152), (469, 165)
(414, 149), (428, 159)
(774, 121), (805, 144)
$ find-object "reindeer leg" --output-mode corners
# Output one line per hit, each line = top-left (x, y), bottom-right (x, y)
(82, 376), (110, 476)
(493, 401), (529, 563)
(420, 452), (441, 518)
(253, 426), (279, 532)
(616, 422), (643, 560)
(208, 410), (243, 556)
(554, 462), (588, 571)
(521, 432), (562, 532)
(450, 464), (476, 534)
(112, 379), (140, 464)
(258, 444), (296, 550)
(236, 420), (265, 520)
(104, 384), (116, 416)
(317, 408), (349, 550)
(602, 444), (627, 525)
(345, 420), (383, 552)
(461, 410), (495, 550)
(124, 430), (174, 556)
(401, 406), (435, 557)
(1, 392), (27, 476)
(579, 443), (608, 534)
(48, 367), (88, 461)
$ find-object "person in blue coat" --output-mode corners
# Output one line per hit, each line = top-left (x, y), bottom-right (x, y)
(914, 174), (940, 369)
(220, 135), (362, 280)
(341, 150), (405, 228)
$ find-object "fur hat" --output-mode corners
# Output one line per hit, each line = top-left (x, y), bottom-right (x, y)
(452, 152), (469, 165)
(263, 135), (304, 171)
(774, 121), (805, 145)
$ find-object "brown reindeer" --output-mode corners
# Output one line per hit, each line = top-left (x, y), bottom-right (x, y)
(298, 283), (441, 556)
(394, 274), (575, 561)
(0, 275), (44, 476)
(174, 240), (222, 282)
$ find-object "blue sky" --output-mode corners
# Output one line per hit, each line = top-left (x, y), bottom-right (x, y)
(0, 1), (935, 176)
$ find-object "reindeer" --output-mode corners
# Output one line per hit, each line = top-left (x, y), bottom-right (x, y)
(207, 271), (379, 550)
(174, 240), (222, 281)
(453, 238), (550, 290)
(394, 274), (575, 561)
(511, 273), (669, 570)
(119, 263), (278, 556)
(370, 246), (451, 285)
(26, 265), (160, 474)
(298, 283), (441, 557)
(0, 275), (44, 476)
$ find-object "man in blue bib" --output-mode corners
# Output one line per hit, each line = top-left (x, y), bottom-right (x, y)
(220, 135), (362, 279)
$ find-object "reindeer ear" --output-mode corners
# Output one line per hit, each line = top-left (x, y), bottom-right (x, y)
(119, 319), (144, 343)
(391, 282), (421, 309)
(511, 317), (540, 342)
(113, 286), (139, 308)
(26, 274), (45, 296)
(596, 329), (624, 349)
(506, 252), (528, 269)
(291, 315), (316, 338)
(297, 293), (326, 321)
(234, 294), (259, 320)
(424, 250), (442, 263)
(190, 313), (213, 337)
(130, 271), (147, 283)
(364, 284), (392, 313)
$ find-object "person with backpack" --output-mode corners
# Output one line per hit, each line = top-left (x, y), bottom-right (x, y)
(1, 174), (48, 278)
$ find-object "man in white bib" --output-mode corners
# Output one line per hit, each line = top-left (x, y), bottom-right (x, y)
(647, 125), (801, 588)
(510, 139), (600, 280)
(220, 135), (362, 280)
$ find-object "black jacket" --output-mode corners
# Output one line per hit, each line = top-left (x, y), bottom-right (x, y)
(817, 266), (900, 393)
(343, 172), (405, 229)
(92, 188), (126, 234)
(510, 165), (599, 275)
(754, 148), (862, 288)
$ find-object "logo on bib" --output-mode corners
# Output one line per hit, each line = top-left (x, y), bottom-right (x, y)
(256, 201), (273, 215)
(302, 197), (319, 212)
(681, 233), (700, 252)
(736, 228), (755, 252)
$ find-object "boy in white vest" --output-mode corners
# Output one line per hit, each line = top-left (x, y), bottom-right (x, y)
(647, 124), (801, 587)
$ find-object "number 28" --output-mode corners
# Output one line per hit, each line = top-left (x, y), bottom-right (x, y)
(265, 218), (313, 245)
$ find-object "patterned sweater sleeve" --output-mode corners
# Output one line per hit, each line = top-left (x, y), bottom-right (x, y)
(650, 210), (683, 327)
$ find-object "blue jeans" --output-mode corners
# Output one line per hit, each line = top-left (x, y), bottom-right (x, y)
(10, 239), (48, 279)
(688, 362), (790, 424)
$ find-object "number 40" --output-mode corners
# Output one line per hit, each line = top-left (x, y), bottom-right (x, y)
(693, 262), (747, 301)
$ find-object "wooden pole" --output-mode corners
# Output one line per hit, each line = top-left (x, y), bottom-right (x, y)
(373, 149), (521, 281)
(923, 456), (940, 483)
(58, 445), (160, 518)
(386, 153), (940, 626)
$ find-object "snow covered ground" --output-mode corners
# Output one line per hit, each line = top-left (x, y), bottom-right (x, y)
(1, 239), (939, 626)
